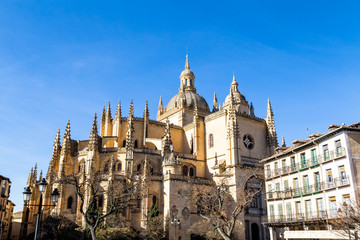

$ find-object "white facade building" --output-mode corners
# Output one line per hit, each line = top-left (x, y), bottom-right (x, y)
(262, 123), (360, 240)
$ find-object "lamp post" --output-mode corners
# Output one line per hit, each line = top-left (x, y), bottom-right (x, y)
(170, 215), (180, 240)
(23, 178), (60, 240)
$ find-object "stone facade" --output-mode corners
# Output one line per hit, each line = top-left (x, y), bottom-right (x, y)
(0, 175), (13, 240)
(21, 56), (278, 240)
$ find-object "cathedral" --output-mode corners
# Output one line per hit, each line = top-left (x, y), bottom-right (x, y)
(21, 56), (278, 240)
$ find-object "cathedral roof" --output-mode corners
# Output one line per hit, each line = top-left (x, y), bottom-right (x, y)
(166, 91), (210, 113)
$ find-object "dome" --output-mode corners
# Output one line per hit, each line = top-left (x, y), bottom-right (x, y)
(166, 91), (210, 113)
(224, 91), (247, 105)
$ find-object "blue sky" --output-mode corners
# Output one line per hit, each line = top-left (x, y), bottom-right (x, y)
(1, 1), (360, 211)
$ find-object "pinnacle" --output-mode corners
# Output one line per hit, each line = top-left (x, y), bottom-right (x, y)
(106, 101), (112, 121)
(144, 100), (149, 118)
(282, 136), (286, 147)
(101, 106), (106, 122)
(129, 99), (134, 117)
(115, 99), (121, 119)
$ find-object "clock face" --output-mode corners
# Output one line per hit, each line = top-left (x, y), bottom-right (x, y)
(243, 134), (254, 150)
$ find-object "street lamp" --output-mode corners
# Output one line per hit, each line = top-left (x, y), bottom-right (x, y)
(171, 215), (180, 240)
(23, 178), (60, 240)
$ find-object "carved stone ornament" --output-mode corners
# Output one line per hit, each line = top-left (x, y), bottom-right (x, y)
(182, 207), (190, 221)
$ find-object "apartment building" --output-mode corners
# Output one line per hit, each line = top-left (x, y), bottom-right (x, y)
(262, 123), (360, 240)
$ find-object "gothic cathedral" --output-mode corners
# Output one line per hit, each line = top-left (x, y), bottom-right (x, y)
(22, 56), (278, 240)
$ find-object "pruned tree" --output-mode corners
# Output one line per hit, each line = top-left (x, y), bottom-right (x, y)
(179, 175), (263, 240)
(58, 172), (146, 240)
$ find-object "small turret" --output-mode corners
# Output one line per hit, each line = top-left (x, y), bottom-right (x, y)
(125, 100), (135, 174)
(213, 92), (219, 112)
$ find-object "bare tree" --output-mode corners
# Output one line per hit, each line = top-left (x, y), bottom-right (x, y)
(332, 198), (360, 239)
(58, 172), (146, 240)
(179, 175), (263, 240)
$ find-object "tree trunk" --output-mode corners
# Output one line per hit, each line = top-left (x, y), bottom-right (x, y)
(217, 228), (232, 240)
(89, 225), (96, 240)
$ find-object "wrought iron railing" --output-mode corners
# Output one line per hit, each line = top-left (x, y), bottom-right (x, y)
(265, 148), (346, 179)
(267, 176), (350, 200)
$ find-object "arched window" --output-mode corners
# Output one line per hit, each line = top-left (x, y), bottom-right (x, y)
(104, 161), (110, 172)
(123, 140), (126, 147)
(190, 139), (194, 154)
(137, 164), (141, 174)
(182, 166), (188, 176)
(117, 163), (122, 171)
(136, 196), (141, 208)
(134, 140), (138, 148)
(98, 195), (104, 208)
(209, 134), (214, 148)
(189, 167), (194, 177)
(67, 196), (73, 209)
(152, 195), (157, 205)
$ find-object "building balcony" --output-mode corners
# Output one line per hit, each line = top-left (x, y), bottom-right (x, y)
(265, 148), (346, 180)
(266, 176), (350, 200)
(267, 211), (332, 224)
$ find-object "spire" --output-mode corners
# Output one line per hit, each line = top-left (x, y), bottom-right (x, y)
(33, 163), (37, 182)
(185, 54), (190, 69)
(213, 92), (219, 112)
(89, 113), (99, 151)
(250, 102), (255, 116)
(106, 101), (112, 122)
(115, 99), (121, 121)
(157, 96), (163, 116)
(61, 120), (71, 155)
(281, 136), (286, 147)
(266, 98), (278, 152)
(46, 129), (61, 181)
(267, 98), (274, 120)
(144, 100), (149, 119)
(128, 99), (134, 118)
